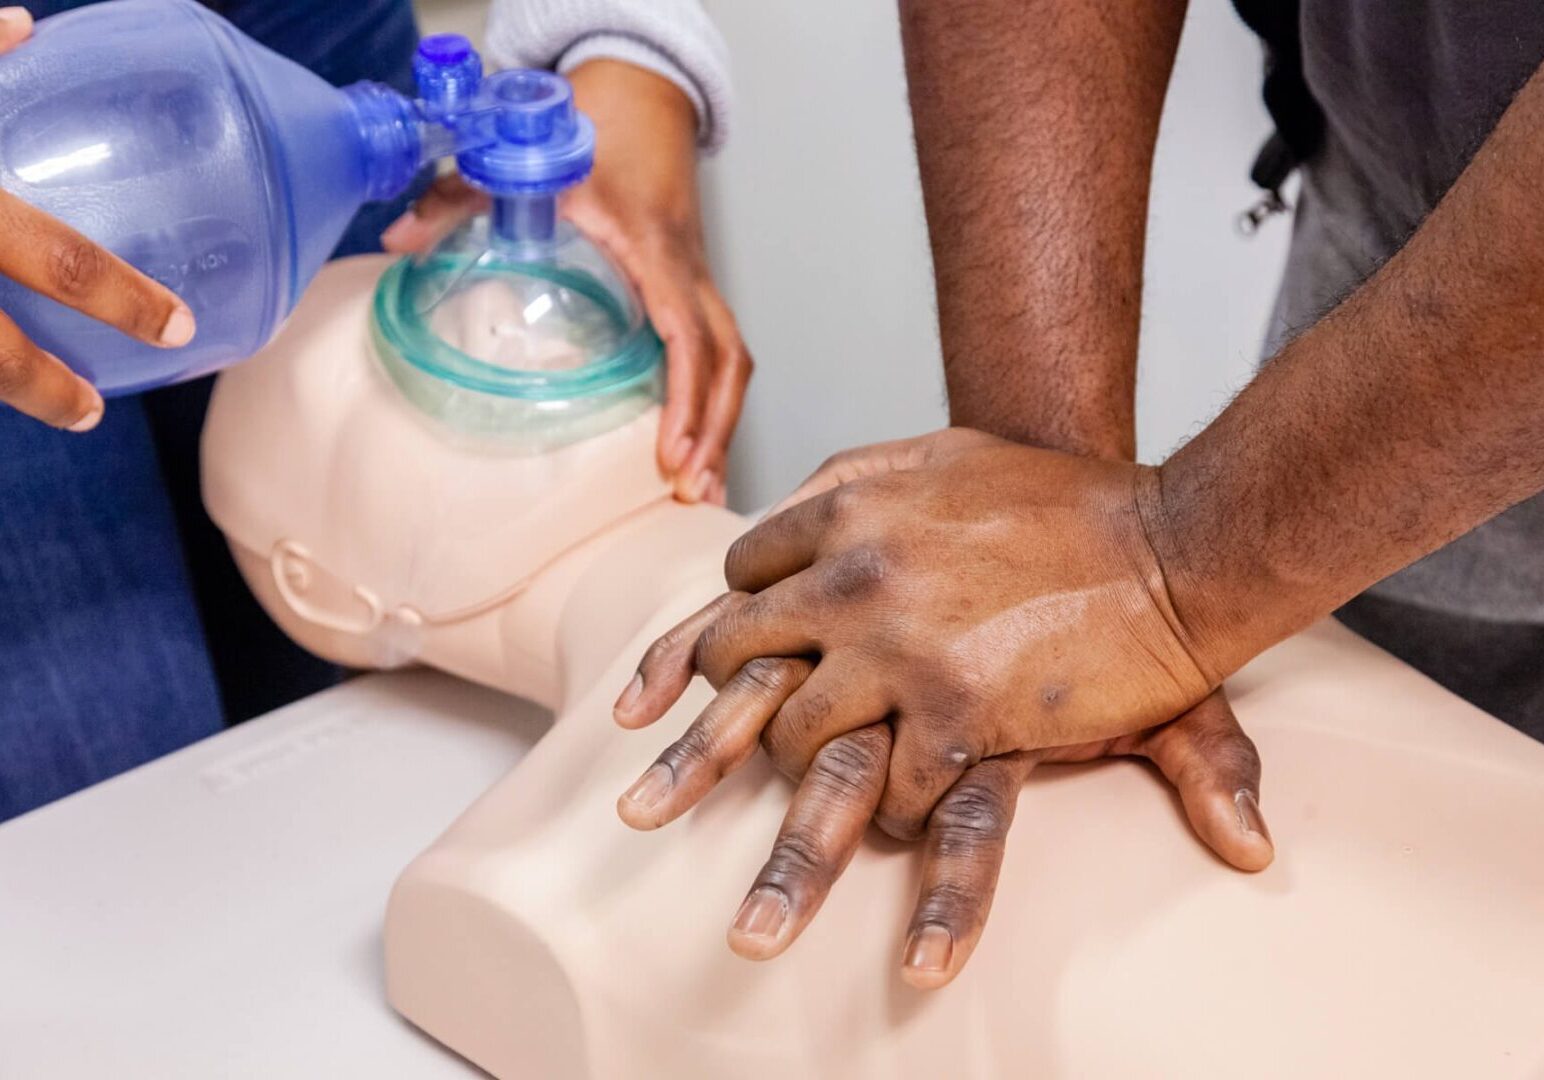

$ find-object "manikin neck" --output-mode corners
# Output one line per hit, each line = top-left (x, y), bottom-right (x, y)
(429, 498), (748, 714)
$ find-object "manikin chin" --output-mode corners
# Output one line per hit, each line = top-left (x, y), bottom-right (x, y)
(202, 253), (1544, 1079)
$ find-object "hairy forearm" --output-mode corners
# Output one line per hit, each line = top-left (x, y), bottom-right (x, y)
(899, 0), (1188, 459)
(1155, 63), (1544, 678)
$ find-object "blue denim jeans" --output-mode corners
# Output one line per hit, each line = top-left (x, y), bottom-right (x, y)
(0, 0), (426, 822)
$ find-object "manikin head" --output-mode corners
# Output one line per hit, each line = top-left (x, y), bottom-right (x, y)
(201, 205), (675, 704)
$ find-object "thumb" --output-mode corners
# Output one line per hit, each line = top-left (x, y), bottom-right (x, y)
(764, 427), (1001, 519)
(0, 7), (33, 53)
(763, 435), (936, 520)
(1138, 689), (1275, 873)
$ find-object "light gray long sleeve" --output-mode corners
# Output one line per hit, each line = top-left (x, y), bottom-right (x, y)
(485, 0), (733, 152)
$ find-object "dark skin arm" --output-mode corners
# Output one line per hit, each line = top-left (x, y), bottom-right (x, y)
(611, 51), (1544, 986)
(901, 0), (1188, 458)
(615, 0), (1272, 989)
(902, 0), (1258, 885)
(1157, 59), (1544, 675)
(691, 59), (1544, 763)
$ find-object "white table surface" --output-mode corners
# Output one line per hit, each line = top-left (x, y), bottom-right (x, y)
(0, 670), (551, 1079)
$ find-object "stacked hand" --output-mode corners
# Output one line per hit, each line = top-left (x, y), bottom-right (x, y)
(613, 428), (1274, 987)
(384, 59), (750, 504)
(0, 9), (197, 432)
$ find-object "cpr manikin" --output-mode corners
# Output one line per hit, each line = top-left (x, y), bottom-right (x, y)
(202, 49), (1544, 1080)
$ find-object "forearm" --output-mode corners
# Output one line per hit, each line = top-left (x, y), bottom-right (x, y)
(899, 0), (1188, 459)
(1155, 63), (1544, 679)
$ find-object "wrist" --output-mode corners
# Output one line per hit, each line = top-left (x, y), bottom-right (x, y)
(1140, 452), (1327, 684)
(1133, 463), (1255, 686)
(567, 58), (698, 147)
(948, 403), (1134, 462)
(942, 342), (1137, 462)
(564, 58), (702, 246)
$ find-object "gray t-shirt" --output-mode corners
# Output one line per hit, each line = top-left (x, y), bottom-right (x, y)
(1262, 1), (1544, 621)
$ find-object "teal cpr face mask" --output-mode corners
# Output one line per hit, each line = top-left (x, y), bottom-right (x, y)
(371, 216), (663, 451)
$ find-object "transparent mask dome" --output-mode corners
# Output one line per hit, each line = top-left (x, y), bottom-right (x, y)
(370, 214), (663, 452)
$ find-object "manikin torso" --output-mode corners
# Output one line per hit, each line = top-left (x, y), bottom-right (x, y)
(203, 255), (1544, 1079)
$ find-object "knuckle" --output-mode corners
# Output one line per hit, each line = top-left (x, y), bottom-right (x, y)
(654, 217), (704, 267)
(692, 621), (746, 688)
(930, 782), (1012, 844)
(808, 734), (885, 798)
(661, 722), (717, 772)
(1185, 724), (1263, 785)
(47, 237), (109, 299)
(717, 339), (754, 383)
(912, 881), (980, 927)
(823, 483), (864, 524)
(760, 731), (807, 782)
(823, 545), (890, 599)
(764, 826), (830, 884)
(777, 686), (834, 740)
(639, 630), (684, 674)
(723, 534), (755, 585)
(691, 618), (726, 670)
(1219, 733), (1263, 782)
(875, 809), (925, 843)
(0, 344), (37, 396)
(816, 450), (851, 476)
(736, 656), (797, 698)
(683, 317), (713, 362)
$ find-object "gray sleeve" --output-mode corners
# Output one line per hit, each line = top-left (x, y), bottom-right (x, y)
(484, 0), (733, 153)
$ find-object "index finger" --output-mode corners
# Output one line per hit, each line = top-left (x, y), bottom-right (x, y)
(722, 487), (847, 593)
(0, 190), (194, 349)
(613, 592), (744, 730)
(763, 434), (934, 520)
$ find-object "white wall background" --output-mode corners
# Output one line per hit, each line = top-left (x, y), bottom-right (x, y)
(415, 0), (1292, 511)
(416, 0), (485, 47)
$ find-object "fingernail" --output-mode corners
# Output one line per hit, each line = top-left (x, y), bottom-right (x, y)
(67, 400), (103, 433)
(904, 924), (954, 973)
(614, 672), (643, 714)
(622, 763), (673, 811)
(160, 304), (195, 347)
(0, 7), (31, 29)
(731, 886), (788, 941)
(1235, 789), (1271, 842)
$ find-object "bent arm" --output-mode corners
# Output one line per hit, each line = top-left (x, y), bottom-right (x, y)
(1156, 61), (1544, 679)
(899, 0), (1188, 459)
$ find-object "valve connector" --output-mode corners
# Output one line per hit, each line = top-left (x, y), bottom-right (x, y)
(414, 34), (483, 119)
(455, 70), (595, 197)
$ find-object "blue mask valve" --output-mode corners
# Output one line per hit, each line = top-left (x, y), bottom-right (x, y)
(414, 33), (482, 120)
(401, 37), (598, 247)
(446, 67), (596, 247)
